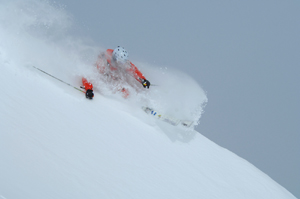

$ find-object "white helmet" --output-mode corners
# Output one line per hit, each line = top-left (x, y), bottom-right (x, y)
(112, 46), (129, 64)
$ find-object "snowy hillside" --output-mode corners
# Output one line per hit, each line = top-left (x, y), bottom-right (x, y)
(0, 1), (297, 199)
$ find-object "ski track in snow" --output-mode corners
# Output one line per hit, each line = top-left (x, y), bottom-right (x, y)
(0, 1), (296, 199)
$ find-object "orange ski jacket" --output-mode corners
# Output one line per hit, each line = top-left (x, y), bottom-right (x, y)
(99, 49), (147, 83)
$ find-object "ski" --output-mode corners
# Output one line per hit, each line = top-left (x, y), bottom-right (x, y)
(142, 107), (194, 128)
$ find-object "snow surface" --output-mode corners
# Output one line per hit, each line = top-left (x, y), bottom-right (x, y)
(0, 1), (296, 199)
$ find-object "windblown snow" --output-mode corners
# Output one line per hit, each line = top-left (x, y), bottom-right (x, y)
(0, 1), (296, 199)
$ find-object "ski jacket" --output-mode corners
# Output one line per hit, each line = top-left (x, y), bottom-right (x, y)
(97, 49), (147, 84)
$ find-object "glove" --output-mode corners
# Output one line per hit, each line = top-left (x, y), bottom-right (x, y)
(142, 79), (150, 89)
(85, 89), (94, 99)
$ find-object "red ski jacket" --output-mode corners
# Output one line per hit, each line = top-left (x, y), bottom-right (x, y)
(97, 49), (146, 83)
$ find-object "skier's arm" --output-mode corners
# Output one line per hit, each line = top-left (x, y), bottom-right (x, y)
(96, 49), (114, 75)
(129, 62), (150, 89)
(82, 77), (94, 99)
(105, 49), (114, 64)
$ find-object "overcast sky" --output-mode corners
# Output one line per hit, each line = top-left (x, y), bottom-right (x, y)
(55, 0), (299, 197)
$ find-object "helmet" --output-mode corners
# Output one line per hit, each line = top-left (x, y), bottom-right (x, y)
(112, 46), (129, 64)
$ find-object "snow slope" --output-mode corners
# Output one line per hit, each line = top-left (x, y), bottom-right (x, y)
(0, 1), (296, 199)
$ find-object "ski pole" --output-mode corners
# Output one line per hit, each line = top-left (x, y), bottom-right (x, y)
(32, 66), (85, 93)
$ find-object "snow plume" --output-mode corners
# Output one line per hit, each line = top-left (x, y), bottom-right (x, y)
(137, 63), (207, 125)
(0, 0), (101, 85)
(85, 58), (208, 127)
(0, 0), (207, 127)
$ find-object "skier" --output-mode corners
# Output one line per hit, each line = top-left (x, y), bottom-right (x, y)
(82, 46), (151, 99)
